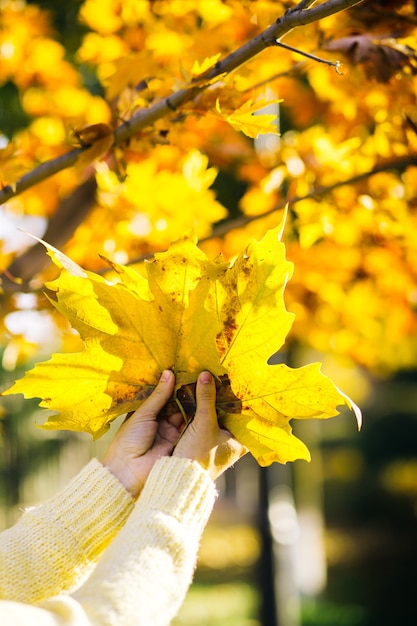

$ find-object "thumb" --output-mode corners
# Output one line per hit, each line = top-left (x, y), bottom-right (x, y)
(194, 371), (217, 429)
(129, 369), (175, 424)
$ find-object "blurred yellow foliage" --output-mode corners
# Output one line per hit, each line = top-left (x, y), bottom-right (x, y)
(198, 524), (260, 569)
(1, 0), (417, 378)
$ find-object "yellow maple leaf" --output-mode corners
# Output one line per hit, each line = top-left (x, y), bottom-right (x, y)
(2, 227), (361, 463)
(70, 122), (114, 169)
(3, 236), (225, 437)
(222, 361), (360, 465)
(0, 141), (31, 190)
(216, 98), (280, 139)
(204, 224), (361, 464)
(191, 53), (222, 77)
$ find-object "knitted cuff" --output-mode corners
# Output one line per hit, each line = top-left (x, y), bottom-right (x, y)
(40, 458), (135, 561)
(1, 459), (135, 604)
(136, 456), (217, 538)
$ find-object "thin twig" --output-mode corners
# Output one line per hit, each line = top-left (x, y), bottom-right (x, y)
(242, 60), (308, 93)
(274, 41), (343, 73)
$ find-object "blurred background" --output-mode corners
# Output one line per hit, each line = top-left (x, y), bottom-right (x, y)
(1, 1), (417, 624)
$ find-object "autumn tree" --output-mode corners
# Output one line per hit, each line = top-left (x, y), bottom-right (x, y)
(1, 0), (416, 458)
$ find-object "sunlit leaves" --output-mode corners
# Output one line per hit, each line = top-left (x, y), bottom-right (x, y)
(94, 147), (226, 245)
(191, 54), (222, 77)
(0, 141), (31, 190)
(2, 229), (360, 463)
(216, 98), (280, 139)
(0, 2), (53, 85)
(1, 0), (417, 378)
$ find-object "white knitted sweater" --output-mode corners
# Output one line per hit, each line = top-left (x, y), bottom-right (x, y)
(0, 456), (216, 625)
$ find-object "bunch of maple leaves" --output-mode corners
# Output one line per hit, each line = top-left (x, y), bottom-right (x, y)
(3, 224), (360, 465)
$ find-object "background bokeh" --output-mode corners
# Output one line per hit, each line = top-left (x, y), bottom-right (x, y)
(1, 1), (417, 624)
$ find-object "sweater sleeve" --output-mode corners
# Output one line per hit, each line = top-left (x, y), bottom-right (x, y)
(0, 456), (216, 626)
(72, 455), (217, 626)
(0, 459), (134, 604)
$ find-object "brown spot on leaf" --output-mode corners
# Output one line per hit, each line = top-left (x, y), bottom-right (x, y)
(217, 314), (238, 348)
(216, 374), (242, 415)
(241, 262), (251, 277)
(106, 378), (156, 414)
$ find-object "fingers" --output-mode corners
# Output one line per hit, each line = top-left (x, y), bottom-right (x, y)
(194, 371), (217, 428)
(195, 371), (247, 459)
(158, 411), (184, 442)
(165, 411), (184, 430)
(132, 370), (175, 421)
(172, 370), (246, 479)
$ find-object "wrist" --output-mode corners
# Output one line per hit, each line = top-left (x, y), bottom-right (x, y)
(101, 455), (143, 499)
(173, 449), (219, 481)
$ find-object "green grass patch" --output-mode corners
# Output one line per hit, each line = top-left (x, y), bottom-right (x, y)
(172, 581), (260, 626)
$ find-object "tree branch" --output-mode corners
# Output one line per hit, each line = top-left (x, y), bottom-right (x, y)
(2, 176), (97, 292)
(0, 149), (82, 204)
(0, 0), (364, 206)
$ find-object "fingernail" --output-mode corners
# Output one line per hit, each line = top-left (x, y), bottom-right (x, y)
(200, 371), (212, 384)
(161, 369), (171, 382)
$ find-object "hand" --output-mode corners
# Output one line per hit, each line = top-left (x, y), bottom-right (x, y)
(102, 370), (182, 498)
(173, 371), (247, 480)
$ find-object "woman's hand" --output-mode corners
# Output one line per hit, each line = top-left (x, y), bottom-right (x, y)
(173, 371), (247, 480)
(102, 370), (182, 498)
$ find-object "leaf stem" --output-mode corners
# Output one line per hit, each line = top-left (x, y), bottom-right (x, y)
(175, 396), (190, 425)
(173, 396), (193, 448)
